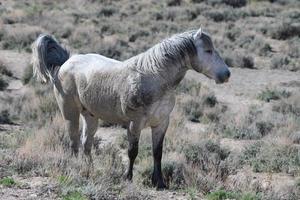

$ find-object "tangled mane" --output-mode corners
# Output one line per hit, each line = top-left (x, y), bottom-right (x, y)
(131, 31), (198, 75)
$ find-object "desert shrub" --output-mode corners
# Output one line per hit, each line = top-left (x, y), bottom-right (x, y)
(241, 142), (300, 175)
(203, 94), (218, 107)
(216, 106), (269, 139)
(13, 116), (126, 192)
(257, 88), (291, 102)
(139, 160), (185, 189)
(190, 0), (205, 3)
(222, 0), (247, 8)
(9, 84), (59, 125)
(128, 30), (149, 42)
(204, 9), (240, 22)
(176, 79), (201, 96)
(184, 140), (229, 165)
(272, 95), (300, 117)
(255, 121), (274, 137)
(0, 75), (8, 91)
(0, 110), (13, 124)
(22, 64), (33, 85)
(166, 0), (182, 6)
(222, 126), (260, 140)
(162, 161), (185, 189)
(269, 22), (300, 40)
(61, 190), (87, 200)
(181, 88), (223, 123)
(287, 38), (300, 58)
(116, 133), (128, 149)
(289, 132), (300, 144)
(182, 97), (222, 123)
(225, 26), (241, 42)
(181, 140), (231, 193)
(98, 6), (118, 17)
(224, 52), (254, 69)
(182, 99), (203, 122)
(1, 25), (43, 51)
(271, 55), (290, 69)
(0, 61), (13, 77)
(137, 143), (152, 161)
(238, 35), (273, 57)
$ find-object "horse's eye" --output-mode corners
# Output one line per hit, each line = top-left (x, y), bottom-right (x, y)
(205, 50), (213, 54)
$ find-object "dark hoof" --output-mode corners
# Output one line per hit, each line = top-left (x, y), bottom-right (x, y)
(156, 182), (167, 190)
(152, 174), (167, 190)
(123, 171), (133, 181)
(71, 149), (79, 157)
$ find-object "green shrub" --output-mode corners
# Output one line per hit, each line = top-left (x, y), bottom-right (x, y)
(62, 190), (87, 200)
(206, 190), (260, 200)
(258, 88), (291, 102)
(0, 177), (16, 187)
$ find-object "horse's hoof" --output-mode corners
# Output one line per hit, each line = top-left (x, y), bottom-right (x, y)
(123, 171), (133, 181)
(71, 150), (79, 157)
(156, 182), (167, 190)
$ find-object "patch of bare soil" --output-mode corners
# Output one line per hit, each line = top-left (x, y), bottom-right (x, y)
(186, 68), (300, 114)
(0, 50), (30, 79)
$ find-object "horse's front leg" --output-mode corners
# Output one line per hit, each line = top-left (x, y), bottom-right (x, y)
(125, 120), (142, 181)
(151, 117), (169, 190)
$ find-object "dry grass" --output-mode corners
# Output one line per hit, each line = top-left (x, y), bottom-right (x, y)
(0, 0), (300, 199)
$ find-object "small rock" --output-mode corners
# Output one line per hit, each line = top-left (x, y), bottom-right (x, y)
(30, 193), (37, 198)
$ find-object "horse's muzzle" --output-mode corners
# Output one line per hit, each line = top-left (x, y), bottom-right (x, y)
(216, 69), (230, 84)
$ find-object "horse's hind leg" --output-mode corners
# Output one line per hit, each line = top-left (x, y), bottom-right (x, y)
(151, 117), (169, 190)
(55, 91), (80, 155)
(81, 114), (98, 156)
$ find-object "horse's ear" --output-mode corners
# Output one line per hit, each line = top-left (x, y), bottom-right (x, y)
(193, 27), (202, 39)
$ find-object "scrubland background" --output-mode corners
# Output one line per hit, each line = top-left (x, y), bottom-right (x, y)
(0, 0), (300, 199)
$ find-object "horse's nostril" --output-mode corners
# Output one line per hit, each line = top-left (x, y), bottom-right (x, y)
(226, 70), (231, 78)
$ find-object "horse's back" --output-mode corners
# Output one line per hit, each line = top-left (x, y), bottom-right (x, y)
(61, 53), (121, 73)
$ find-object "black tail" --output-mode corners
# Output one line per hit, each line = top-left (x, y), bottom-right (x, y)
(31, 34), (69, 83)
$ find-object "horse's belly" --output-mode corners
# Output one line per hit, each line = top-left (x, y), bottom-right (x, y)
(95, 104), (128, 124)
(79, 90), (129, 124)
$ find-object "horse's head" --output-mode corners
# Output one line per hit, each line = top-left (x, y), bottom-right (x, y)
(191, 28), (230, 84)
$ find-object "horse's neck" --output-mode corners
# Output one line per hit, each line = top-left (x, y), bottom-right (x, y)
(158, 64), (187, 90)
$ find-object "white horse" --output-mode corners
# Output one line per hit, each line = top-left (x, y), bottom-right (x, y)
(32, 28), (230, 189)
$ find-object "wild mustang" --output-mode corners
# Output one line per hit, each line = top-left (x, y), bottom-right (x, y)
(32, 28), (230, 189)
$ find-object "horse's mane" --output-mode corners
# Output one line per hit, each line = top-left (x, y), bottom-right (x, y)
(128, 31), (197, 76)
